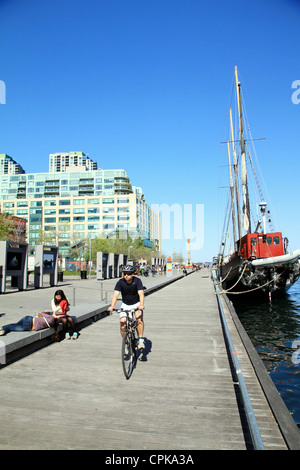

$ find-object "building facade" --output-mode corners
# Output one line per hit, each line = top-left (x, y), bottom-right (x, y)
(49, 151), (98, 173)
(0, 153), (160, 256)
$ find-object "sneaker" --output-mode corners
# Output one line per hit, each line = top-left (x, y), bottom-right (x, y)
(65, 332), (71, 340)
(0, 327), (5, 336)
(137, 338), (145, 349)
(72, 332), (78, 340)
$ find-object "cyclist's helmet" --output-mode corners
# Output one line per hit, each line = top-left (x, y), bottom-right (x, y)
(122, 265), (136, 274)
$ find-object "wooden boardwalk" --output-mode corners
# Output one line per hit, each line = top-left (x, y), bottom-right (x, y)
(0, 270), (293, 450)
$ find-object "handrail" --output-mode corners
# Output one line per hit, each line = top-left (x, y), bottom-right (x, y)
(212, 271), (264, 450)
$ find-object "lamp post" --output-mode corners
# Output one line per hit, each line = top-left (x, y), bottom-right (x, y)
(128, 245), (133, 263)
(89, 236), (92, 278)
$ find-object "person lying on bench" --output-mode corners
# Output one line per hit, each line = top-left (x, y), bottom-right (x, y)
(0, 312), (56, 335)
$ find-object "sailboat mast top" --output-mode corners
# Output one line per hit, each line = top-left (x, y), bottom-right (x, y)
(235, 66), (251, 234)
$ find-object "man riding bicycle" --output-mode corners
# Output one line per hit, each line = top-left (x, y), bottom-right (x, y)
(108, 265), (145, 349)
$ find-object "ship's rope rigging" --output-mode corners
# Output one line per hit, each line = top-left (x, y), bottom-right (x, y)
(224, 78), (277, 237)
(219, 69), (282, 260)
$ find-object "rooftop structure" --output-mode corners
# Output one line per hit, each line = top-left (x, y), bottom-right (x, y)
(49, 151), (98, 173)
(0, 154), (25, 175)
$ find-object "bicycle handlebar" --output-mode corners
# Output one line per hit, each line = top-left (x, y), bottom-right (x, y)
(108, 307), (143, 317)
(112, 307), (140, 313)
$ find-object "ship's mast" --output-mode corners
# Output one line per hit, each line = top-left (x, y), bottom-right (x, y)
(229, 107), (242, 243)
(235, 66), (251, 234)
(227, 139), (237, 248)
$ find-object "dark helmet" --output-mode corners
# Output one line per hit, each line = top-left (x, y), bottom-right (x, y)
(122, 264), (136, 274)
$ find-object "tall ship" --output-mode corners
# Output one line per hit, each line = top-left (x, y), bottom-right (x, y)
(216, 67), (300, 299)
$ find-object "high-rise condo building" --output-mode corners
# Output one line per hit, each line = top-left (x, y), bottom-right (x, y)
(0, 154), (25, 175)
(49, 151), (98, 173)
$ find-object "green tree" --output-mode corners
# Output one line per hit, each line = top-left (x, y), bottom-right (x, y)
(0, 213), (15, 241)
(90, 234), (161, 264)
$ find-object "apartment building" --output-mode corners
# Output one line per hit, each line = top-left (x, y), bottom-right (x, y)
(0, 153), (160, 256)
(49, 151), (98, 173)
(0, 154), (25, 175)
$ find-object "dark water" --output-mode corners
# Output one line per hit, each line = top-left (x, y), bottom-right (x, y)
(232, 279), (300, 428)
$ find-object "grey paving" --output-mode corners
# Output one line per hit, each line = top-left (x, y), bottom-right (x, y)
(0, 271), (177, 323)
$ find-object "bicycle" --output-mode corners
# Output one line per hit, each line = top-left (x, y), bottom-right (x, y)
(113, 308), (140, 379)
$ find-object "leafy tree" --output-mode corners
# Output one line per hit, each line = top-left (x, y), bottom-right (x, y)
(0, 213), (15, 241)
(90, 234), (162, 263)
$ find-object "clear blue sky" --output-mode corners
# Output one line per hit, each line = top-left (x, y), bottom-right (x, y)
(1, 0), (299, 262)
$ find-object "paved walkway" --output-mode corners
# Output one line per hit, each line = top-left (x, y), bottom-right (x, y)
(0, 270), (289, 450)
(0, 271), (179, 326)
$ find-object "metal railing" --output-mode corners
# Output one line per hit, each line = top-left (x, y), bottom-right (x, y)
(212, 270), (264, 450)
(71, 284), (112, 306)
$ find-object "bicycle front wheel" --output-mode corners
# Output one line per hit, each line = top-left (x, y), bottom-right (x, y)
(121, 332), (136, 379)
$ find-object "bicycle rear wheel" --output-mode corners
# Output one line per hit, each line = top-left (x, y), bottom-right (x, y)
(122, 332), (136, 379)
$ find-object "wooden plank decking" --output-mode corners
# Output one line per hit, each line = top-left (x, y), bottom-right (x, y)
(0, 270), (292, 450)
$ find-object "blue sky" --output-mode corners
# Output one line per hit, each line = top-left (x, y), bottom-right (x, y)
(1, 0), (299, 262)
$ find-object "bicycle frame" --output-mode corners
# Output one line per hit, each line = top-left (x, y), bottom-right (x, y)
(114, 308), (139, 380)
(124, 309), (139, 337)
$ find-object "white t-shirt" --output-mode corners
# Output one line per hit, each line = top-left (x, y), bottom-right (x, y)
(51, 299), (65, 316)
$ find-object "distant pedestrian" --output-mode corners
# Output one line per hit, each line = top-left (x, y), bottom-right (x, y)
(51, 289), (78, 339)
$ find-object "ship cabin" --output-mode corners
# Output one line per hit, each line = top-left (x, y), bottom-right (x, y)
(238, 232), (284, 260)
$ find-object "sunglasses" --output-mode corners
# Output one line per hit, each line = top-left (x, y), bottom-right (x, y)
(123, 272), (134, 275)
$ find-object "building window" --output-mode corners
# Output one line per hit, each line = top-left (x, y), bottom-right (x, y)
(30, 208), (42, 214)
(17, 209), (28, 215)
(59, 233), (70, 238)
(117, 198), (129, 204)
(44, 209), (56, 215)
(45, 200), (56, 206)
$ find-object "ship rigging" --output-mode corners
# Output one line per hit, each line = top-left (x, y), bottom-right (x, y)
(216, 67), (300, 299)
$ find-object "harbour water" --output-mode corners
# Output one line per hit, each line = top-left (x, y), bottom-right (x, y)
(233, 279), (300, 429)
